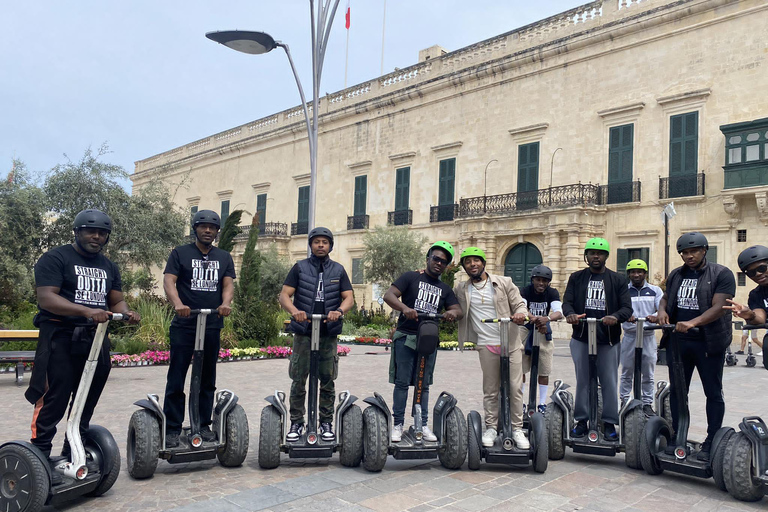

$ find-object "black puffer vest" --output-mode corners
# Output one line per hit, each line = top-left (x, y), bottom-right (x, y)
(290, 256), (344, 336)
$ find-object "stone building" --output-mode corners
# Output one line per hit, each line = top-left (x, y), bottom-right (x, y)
(132, 0), (768, 311)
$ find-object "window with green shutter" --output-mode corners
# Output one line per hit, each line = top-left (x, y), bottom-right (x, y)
(189, 205), (198, 235)
(220, 200), (230, 227)
(354, 175), (367, 216)
(707, 246), (717, 264)
(616, 247), (650, 276)
(297, 186), (309, 225)
(352, 258), (364, 284)
(256, 193), (267, 234)
(608, 124), (634, 203)
(517, 142), (539, 210)
(395, 167), (410, 211)
(438, 159), (455, 206)
(669, 112), (699, 197)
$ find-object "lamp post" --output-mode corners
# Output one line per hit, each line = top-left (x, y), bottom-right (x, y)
(206, 0), (341, 243)
(483, 159), (498, 214)
(549, 147), (562, 204)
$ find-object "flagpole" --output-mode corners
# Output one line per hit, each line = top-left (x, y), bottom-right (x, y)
(344, 16), (350, 88)
(380, 0), (387, 76)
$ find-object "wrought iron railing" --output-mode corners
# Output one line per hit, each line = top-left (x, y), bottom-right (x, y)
(659, 173), (705, 199)
(234, 222), (288, 240)
(456, 183), (600, 218)
(387, 209), (413, 226)
(430, 204), (458, 222)
(347, 214), (369, 230)
(291, 221), (309, 236)
(597, 180), (641, 205)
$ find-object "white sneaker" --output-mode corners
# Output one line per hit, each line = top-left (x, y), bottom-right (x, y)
(512, 428), (530, 450)
(391, 424), (403, 443)
(482, 428), (497, 447)
(757, 351), (763, 356)
(421, 425), (437, 442)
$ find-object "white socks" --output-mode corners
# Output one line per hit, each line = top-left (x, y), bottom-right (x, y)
(539, 384), (548, 405)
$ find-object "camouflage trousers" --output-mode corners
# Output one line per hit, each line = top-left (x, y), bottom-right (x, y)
(289, 334), (339, 424)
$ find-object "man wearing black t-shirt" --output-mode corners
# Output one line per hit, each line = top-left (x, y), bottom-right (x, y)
(163, 209), (235, 448)
(725, 245), (768, 357)
(657, 232), (735, 461)
(383, 241), (461, 443)
(279, 227), (354, 442)
(27, 209), (139, 480)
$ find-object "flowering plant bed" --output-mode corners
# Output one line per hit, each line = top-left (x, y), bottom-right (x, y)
(110, 345), (350, 366)
(338, 335), (391, 347)
(438, 341), (475, 351)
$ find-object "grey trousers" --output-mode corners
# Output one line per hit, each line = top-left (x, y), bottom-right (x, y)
(569, 338), (620, 425)
(619, 332), (656, 405)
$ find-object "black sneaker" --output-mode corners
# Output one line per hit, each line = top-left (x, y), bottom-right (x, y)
(537, 404), (547, 414)
(643, 405), (655, 417)
(287, 423), (304, 442)
(572, 421), (588, 437)
(320, 422), (335, 441)
(735, 350), (745, 355)
(604, 423), (618, 441)
(200, 426), (216, 442)
(696, 438), (712, 461)
(166, 431), (181, 448)
(48, 458), (63, 486)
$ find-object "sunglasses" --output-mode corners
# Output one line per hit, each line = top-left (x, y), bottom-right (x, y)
(746, 264), (768, 278)
(430, 254), (449, 266)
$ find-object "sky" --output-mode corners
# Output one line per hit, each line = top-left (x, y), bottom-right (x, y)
(2, 0), (583, 191)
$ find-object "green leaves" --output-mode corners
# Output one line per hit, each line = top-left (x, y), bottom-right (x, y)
(362, 225), (427, 288)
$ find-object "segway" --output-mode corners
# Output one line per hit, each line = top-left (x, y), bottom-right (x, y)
(725, 345), (739, 367)
(638, 324), (732, 490)
(548, 317), (639, 463)
(127, 309), (249, 478)
(0, 314), (124, 512)
(361, 313), (467, 472)
(466, 318), (547, 472)
(258, 314), (363, 469)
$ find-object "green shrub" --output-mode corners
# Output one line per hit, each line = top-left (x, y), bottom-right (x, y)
(112, 336), (149, 355)
(0, 340), (37, 351)
(0, 301), (38, 330)
(354, 325), (390, 339)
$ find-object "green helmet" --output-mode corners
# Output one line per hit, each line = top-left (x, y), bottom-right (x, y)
(428, 241), (455, 262)
(626, 259), (648, 272)
(584, 237), (610, 254)
(460, 247), (486, 265)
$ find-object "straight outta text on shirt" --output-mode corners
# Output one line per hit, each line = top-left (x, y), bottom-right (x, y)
(191, 259), (220, 292)
(585, 279), (606, 310)
(415, 281), (442, 314)
(74, 265), (108, 306)
(677, 278), (699, 310)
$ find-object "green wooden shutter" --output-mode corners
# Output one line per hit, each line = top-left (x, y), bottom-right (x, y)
(670, 112), (698, 176)
(708, 246), (717, 264)
(354, 175), (367, 216)
(189, 205), (198, 235)
(517, 142), (540, 192)
(439, 159), (455, 205)
(395, 167), (410, 211)
(640, 247), (650, 275)
(617, 249), (629, 275)
(220, 200), (230, 227)
(256, 193), (267, 233)
(351, 258), (363, 284)
(297, 186), (309, 224)
(609, 124), (633, 183)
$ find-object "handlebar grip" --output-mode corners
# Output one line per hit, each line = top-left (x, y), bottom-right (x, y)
(643, 324), (699, 335)
(481, 316), (530, 323)
(307, 314), (330, 322)
(417, 313), (444, 320)
(740, 324), (768, 330)
(189, 309), (214, 315)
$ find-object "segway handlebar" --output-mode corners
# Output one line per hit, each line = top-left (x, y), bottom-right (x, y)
(189, 309), (214, 315)
(643, 324), (700, 335)
(85, 312), (126, 324)
(738, 323), (768, 330)
(481, 316), (530, 323)
(417, 313), (446, 320)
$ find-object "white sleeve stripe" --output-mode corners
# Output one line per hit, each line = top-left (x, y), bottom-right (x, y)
(550, 301), (563, 314)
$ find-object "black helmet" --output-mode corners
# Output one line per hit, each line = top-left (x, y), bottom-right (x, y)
(676, 232), (708, 253)
(737, 245), (768, 271)
(308, 226), (334, 249)
(530, 265), (552, 281)
(73, 209), (112, 233)
(192, 209), (221, 229)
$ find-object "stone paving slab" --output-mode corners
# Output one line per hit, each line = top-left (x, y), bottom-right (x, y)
(0, 338), (766, 511)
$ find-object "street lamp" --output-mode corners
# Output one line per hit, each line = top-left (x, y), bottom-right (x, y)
(483, 159), (498, 213)
(206, 0), (342, 245)
(549, 147), (562, 205)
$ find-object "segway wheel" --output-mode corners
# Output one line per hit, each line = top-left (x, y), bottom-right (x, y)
(723, 431), (766, 502)
(623, 407), (646, 470)
(639, 417), (670, 475)
(339, 404), (364, 468)
(466, 412), (482, 471)
(545, 403), (565, 460)
(126, 409), (160, 479)
(84, 425), (120, 497)
(660, 395), (673, 436)
(530, 413), (548, 473)
(0, 444), (49, 512)
(258, 405), (282, 469)
(438, 406), (467, 470)
(361, 406), (388, 472)
(746, 355), (756, 368)
(217, 404), (249, 467)
(712, 429), (734, 492)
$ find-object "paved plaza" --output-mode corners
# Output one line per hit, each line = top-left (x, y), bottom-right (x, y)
(1, 339), (766, 511)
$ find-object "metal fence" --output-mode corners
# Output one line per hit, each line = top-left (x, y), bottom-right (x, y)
(659, 173), (705, 199)
(387, 209), (413, 226)
(456, 183), (601, 218)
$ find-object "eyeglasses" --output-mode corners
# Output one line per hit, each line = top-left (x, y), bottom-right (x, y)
(746, 264), (768, 278)
(430, 255), (449, 266)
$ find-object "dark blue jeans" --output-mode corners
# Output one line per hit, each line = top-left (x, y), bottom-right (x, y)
(392, 336), (437, 426)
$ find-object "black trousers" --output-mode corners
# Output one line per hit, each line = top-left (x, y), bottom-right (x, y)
(669, 335), (726, 439)
(30, 324), (111, 457)
(163, 325), (220, 433)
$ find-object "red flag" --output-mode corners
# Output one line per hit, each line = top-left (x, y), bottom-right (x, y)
(345, 0), (350, 29)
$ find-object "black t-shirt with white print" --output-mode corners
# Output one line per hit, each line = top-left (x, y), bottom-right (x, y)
(675, 264), (735, 341)
(581, 272), (608, 344)
(392, 270), (459, 335)
(520, 284), (560, 338)
(164, 243), (236, 329)
(747, 285), (768, 312)
(34, 244), (122, 324)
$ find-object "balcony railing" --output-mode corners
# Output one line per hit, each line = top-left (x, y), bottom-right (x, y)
(659, 173), (705, 199)
(456, 183), (600, 218)
(291, 221), (309, 236)
(430, 204), (458, 222)
(387, 209), (413, 226)
(234, 222), (288, 240)
(347, 214), (369, 230)
(597, 180), (641, 205)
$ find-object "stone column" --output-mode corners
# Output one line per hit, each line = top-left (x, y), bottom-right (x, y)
(484, 236), (498, 275)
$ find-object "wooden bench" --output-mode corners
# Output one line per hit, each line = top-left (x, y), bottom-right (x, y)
(0, 330), (38, 386)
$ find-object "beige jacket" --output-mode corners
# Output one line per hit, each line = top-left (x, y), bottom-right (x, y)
(454, 273), (529, 350)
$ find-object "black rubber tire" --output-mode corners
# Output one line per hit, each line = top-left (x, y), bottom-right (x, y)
(531, 414), (549, 473)
(545, 403), (565, 460)
(217, 404), (249, 467)
(339, 405), (364, 467)
(438, 406), (468, 470)
(746, 355), (756, 368)
(258, 405), (282, 469)
(712, 429), (734, 492)
(723, 431), (766, 502)
(467, 414), (481, 471)
(126, 409), (160, 479)
(660, 395), (673, 436)
(0, 444), (49, 512)
(596, 385), (604, 433)
(623, 407), (646, 470)
(639, 418), (669, 476)
(362, 407), (388, 472)
(84, 426), (121, 497)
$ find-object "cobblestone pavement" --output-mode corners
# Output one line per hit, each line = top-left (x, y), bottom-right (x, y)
(1, 339), (766, 511)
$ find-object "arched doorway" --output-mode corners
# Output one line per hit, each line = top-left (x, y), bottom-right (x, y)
(504, 243), (543, 288)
